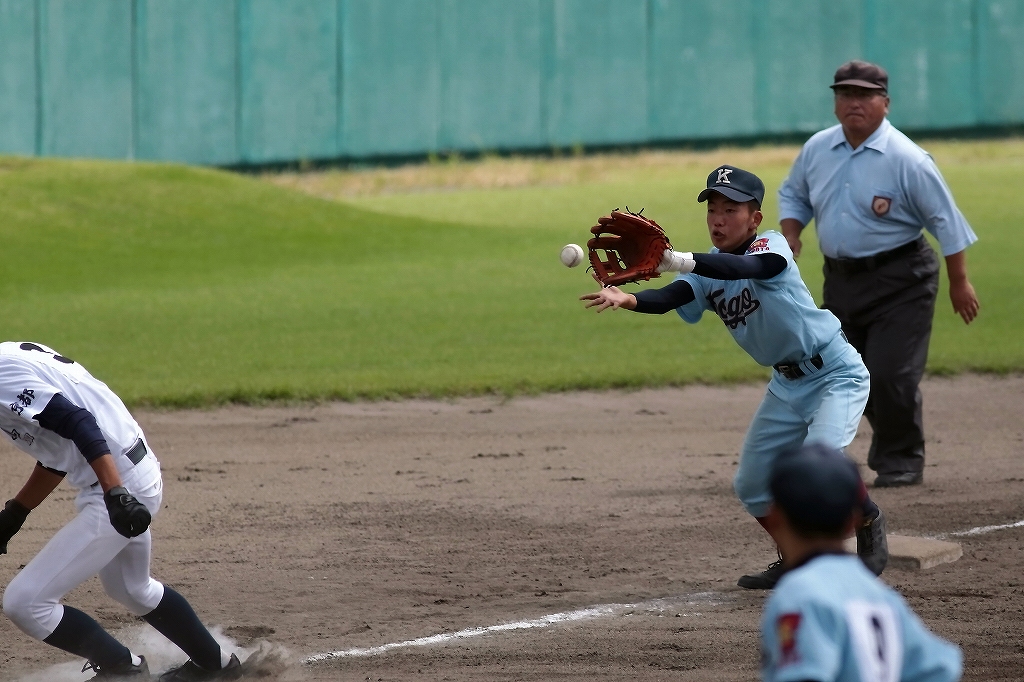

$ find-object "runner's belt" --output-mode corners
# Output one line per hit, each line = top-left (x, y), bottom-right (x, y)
(125, 439), (147, 465)
(823, 236), (925, 275)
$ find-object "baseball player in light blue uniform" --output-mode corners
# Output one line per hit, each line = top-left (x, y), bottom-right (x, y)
(581, 165), (888, 589)
(761, 443), (962, 682)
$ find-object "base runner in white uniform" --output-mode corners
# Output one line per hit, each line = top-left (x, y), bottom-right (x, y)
(0, 342), (242, 681)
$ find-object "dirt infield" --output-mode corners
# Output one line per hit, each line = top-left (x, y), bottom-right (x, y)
(2, 374), (1022, 681)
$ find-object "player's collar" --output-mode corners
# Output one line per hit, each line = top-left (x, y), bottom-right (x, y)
(788, 549), (849, 571)
(726, 234), (759, 256)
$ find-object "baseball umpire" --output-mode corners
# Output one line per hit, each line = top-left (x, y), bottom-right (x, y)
(760, 443), (962, 681)
(778, 60), (980, 488)
(581, 165), (887, 589)
(0, 342), (242, 680)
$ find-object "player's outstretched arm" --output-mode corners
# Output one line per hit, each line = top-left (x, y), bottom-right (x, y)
(580, 286), (636, 313)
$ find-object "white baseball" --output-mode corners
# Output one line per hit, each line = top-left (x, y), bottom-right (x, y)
(560, 243), (585, 268)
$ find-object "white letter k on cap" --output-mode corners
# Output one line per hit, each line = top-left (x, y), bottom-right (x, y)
(716, 167), (733, 184)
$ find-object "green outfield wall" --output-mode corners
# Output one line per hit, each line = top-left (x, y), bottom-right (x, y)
(1, 0), (1022, 165)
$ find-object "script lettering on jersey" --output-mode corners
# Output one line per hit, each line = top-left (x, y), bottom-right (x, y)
(707, 287), (761, 329)
(17, 388), (34, 407)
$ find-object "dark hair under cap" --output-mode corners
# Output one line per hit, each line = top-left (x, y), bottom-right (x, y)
(770, 443), (864, 537)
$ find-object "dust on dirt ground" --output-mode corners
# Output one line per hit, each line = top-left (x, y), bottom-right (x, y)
(1, 374), (1021, 681)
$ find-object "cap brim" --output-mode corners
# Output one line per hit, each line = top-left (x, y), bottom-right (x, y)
(698, 186), (757, 203)
(830, 79), (886, 90)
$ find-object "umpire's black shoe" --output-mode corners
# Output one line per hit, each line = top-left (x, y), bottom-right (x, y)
(158, 654), (242, 682)
(83, 655), (149, 680)
(737, 558), (787, 590)
(873, 471), (923, 488)
(857, 509), (889, 576)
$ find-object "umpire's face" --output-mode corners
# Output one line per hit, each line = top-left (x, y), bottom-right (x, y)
(706, 193), (762, 252)
(834, 85), (889, 140)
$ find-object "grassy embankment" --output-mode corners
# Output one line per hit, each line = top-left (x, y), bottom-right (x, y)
(1, 140), (1019, 406)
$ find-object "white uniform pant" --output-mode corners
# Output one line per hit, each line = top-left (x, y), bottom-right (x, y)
(2, 454), (165, 640)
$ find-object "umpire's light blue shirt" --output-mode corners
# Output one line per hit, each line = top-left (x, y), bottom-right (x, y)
(778, 119), (978, 259)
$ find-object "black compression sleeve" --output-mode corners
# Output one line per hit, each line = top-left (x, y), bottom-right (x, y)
(35, 394), (110, 463)
(633, 279), (696, 314)
(692, 252), (787, 280)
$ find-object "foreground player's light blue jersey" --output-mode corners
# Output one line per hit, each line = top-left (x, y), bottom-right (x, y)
(762, 554), (962, 682)
(675, 231), (841, 367)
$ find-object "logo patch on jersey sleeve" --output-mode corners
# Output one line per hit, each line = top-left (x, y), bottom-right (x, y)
(776, 612), (802, 665)
(746, 237), (770, 254)
(872, 196), (892, 216)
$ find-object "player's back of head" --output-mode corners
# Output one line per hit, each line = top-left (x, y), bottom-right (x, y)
(770, 443), (864, 538)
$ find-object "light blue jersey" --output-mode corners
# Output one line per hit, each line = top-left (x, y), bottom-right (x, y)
(676, 231), (841, 367)
(762, 554), (962, 682)
(777, 119), (977, 260)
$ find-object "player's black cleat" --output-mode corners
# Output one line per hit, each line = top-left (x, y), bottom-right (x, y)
(857, 508), (889, 575)
(738, 558), (787, 590)
(82, 655), (150, 680)
(158, 653), (242, 682)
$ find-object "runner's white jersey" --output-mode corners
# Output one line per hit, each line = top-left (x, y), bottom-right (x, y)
(0, 342), (145, 491)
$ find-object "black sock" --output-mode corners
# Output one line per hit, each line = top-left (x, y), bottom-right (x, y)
(143, 587), (221, 670)
(43, 606), (131, 670)
(862, 495), (879, 520)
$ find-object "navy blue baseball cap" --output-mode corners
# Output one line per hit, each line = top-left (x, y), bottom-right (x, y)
(770, 443), (865, 536)
(697, 165), (765, 206)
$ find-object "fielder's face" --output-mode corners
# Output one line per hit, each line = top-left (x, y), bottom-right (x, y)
(833, 85), (889, 141)
(706, 193), (762, 252)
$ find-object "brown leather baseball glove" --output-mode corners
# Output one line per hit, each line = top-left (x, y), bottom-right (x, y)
(587, 208), (672, 287)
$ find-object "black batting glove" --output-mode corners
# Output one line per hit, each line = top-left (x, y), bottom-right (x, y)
(0, 499), (31, 554)
(103, 486), (151, 538)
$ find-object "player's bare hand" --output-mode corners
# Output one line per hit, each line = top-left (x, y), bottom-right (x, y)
(580, 286), (635, 313)
(949, 277), (979, 324)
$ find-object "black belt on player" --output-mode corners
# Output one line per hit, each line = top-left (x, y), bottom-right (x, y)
(823, 236), (925, 275)
(774, 354), (824, 380)
(125, 439), (147, 465)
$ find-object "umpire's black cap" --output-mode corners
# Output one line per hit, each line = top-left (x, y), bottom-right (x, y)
(697, 165), (765, 207)
(770, 443), (865, 536)
(831, 60), (888, 93)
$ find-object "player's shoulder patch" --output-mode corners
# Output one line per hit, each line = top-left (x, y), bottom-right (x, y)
(746, 237), (771, 254)
(776, 612), (802, 666)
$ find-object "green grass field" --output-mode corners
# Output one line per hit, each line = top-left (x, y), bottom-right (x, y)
(1, 140), (1020, 407)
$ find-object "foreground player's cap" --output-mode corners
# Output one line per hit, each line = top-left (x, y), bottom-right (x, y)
(830, 60), (888, 92)
(770, 443), (864, 535)
(697, 165), (766, 206)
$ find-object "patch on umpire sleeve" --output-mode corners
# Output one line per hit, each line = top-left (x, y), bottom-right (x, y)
(871, 195), (892, 216)
(777, 612), (802, 665)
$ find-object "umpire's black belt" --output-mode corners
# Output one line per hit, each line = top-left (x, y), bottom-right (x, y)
(125, 439), (147, 465)
(773, 354), (824, 380)
(823, 236), (925, 275)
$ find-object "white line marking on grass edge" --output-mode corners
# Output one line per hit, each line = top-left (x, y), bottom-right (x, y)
(942, 518), (1024, 538)
(303, 592), (723, 665)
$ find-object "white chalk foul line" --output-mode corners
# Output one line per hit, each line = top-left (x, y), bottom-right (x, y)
(303, 592), (723, 665)
(942, 518), (1024, 538)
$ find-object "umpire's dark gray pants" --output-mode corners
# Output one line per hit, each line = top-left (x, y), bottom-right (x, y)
(822, 238), (939, 476)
